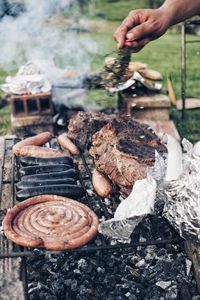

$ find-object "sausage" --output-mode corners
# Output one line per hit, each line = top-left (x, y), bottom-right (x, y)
(19, 156), (73, 166)
(15, 145), (67, 158)
(17, 178), (76, 190)
(13, 132), (52, 156)
(57, 133), (80, 155)
(3, 195), (99, 250)
(21, 169), (79, 182)
(20, 164), (72, 176)
(92, 169), (112, 198)
(16, 184), (85, 201)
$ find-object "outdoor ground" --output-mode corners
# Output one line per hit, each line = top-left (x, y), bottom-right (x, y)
(0, 1), (199, 142)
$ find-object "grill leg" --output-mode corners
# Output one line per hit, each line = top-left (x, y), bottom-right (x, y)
(20, 256), (30, 300)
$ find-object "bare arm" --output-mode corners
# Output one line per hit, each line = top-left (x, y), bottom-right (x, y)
(114, 0), (200, 52)
(161, 0), (200, 26)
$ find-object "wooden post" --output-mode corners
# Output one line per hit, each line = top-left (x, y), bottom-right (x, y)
(185, 241), (200, 293)
(181, 22), (186, 120)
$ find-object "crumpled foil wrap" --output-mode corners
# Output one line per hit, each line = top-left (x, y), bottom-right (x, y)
(163, 139), (200, 244)
(99, 137), (200, 245)
(98, 217), (143, 242)
(98, 175), (157, 243)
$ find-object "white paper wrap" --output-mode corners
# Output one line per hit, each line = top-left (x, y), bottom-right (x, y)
(0, 60), (68, 95)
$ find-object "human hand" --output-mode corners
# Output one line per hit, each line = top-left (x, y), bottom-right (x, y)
(114, 8), (170, 52)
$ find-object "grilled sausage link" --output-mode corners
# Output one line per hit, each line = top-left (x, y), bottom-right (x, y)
(21, 169), (79, 182)
(13, 132), (52, 156)
(57, 133), (80, 155)
(16, 184), (85, 201)
(92, 169), (112, 198)
(20, 164), (72, 176)
(17, 178), (76, 190)
(19, 156), (73, 166)
(15, 145), (67, 158)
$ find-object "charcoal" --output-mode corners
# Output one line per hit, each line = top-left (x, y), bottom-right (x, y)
(165, 285), (178, 300)
(45, 296), (57, 300)
(156, 248), (166, 257)
(26, 217), (199, 300)
(70, 279), (78, 292)
(48, 275), (65, 297)
(125, 293), (138, 300)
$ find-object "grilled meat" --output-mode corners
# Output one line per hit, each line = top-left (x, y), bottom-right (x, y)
(67, 111), (115, 151)
(67, 112), (166, 196)
(89, 115), (166, 196)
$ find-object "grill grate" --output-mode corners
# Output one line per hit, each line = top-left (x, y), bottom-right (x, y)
(0, 137), (183, 257)
(0, 137), (183, 299)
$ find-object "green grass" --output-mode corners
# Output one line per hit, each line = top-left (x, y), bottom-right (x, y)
(0, 105), (11, 135)
(93, 0), (148, 21)
(170, 108), (200, 144)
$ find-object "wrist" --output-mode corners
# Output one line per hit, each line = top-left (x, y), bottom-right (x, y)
(158, 0), (200, 26)
(154, 6), (172, 34)
(157, 5), (176, 28)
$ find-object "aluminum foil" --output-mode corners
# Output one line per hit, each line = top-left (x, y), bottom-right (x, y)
(99, 135), (200, 245)
(98, 175), (157, 242)
(163, 138), (200, 244)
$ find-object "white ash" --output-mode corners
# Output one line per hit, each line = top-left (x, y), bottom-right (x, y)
(156, 281), (172, 290)
(73, 268), (81, 274)
(104, 198), (111, 206)
(86, 189), (94, 196)
(77, 258), (87, 269)
(135, 259), (145, 268)
(186, 259), (192, 276)
(139, 236), (147, 243)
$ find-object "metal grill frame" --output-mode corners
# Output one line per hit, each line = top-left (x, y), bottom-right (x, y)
(0, 137), (183, 299)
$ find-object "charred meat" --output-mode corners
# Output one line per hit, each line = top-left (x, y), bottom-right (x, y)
(89, 115), (166, 196)
(67, 111), (115, 151)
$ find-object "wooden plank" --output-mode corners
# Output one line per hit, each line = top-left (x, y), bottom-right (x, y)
(0, 136), (25, 300)
(0, 258), (25, 300)
(177, 98), (200, 110)
(185, 241), (200, 293)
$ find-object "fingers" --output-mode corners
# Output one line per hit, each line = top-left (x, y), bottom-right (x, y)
(126, 22), (154, 42)
(126, 38), (150, 52)
(114, 8), (165, 51)
(114, 24), (129, 49)
(114, 11), (140, 48)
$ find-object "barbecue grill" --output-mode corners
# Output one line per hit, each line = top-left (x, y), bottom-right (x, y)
(0, 136), (199, 299)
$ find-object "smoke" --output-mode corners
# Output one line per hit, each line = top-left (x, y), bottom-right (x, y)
(0, 0), (97, 77)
